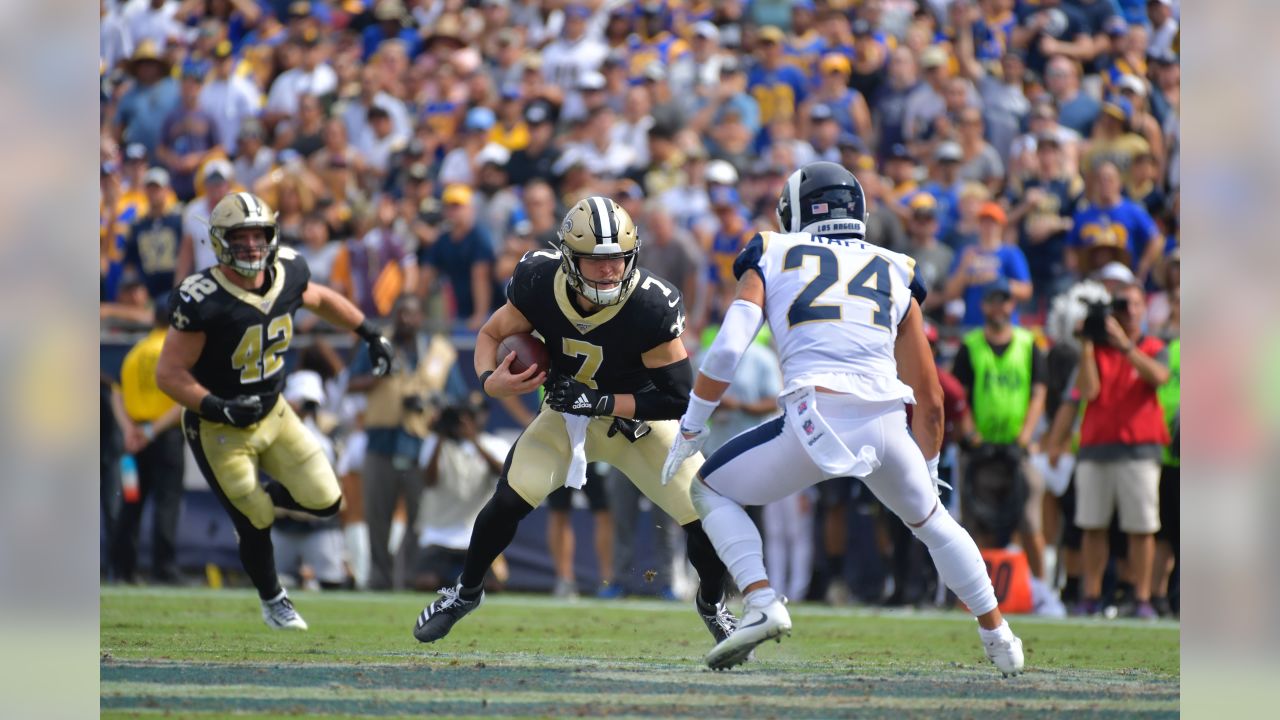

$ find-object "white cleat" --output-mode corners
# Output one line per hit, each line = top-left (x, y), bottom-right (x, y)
(261, 590), (308, 630)
(982, 627), (1024, 677)
(705, 599), (792, 671)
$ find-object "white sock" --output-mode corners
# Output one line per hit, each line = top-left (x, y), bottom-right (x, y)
(979, 620), (1012, 642)
(691, 480), (768, 592)
(745, 587), (778, 609)
(343, 522), (370, 590)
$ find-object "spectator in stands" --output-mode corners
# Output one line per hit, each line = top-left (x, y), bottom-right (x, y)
(265, 31), (337, 120)
(942, 202), (1033, 328)
(952, 278), (1054, 611)
(1073, 280), (1170, 618)
(113, 41), (180, 157)
(1152, 329), (1180, 618)
(232, 119), (275, 191)
(748, 25), (808, 132)
(1007, 134), (1084, 315)
(273, 371), (351, 591)
(506, 100), (559, 188)
(474, 144), (521, 244)
(955, 106), (1006, 195)
(803, 53), (874, 149)
(331, 193), (417, 320)
(348, 295), (466, 591)
(1010, 101), (1083, 182)
(902, 194), (953, 313)
(639, 202), (703, 323)
(1148, 248), (1180, 340)
(940, 180), (989, 253)
(1067, 161), (1163, 282)
(920, 141), (964, 237)
(417, 184), (499, 331)
(200, 40), (262, 156)
(1081, 97), (1151, 184)
(1043, 56), (1099, 137)
(413, 400), (510, 593)
(110, 301), (185, 585)
(175, 158), (234, 277)
(121, 168), (183, 301)
(290, 94), (328, 159)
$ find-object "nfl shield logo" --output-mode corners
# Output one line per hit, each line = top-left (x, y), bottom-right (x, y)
(797, 400), (808, 414)
(803, 419), (815, 435)
(810, 202), (829, 214)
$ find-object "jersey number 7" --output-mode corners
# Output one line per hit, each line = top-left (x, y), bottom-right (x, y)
(783, 246), (892, 329)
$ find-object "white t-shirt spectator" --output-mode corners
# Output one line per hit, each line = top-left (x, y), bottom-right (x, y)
(553, 141), (636, 179)
(199, 74), (262, 154)
(266, 64), (339, 116)
(123, 0), (190, 50)
(100, 7), (133, 70)
(341, 94), (412, 154)
(183, 196), (218, 272)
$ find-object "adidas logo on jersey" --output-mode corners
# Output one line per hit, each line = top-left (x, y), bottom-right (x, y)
(572, 394), (592, 411)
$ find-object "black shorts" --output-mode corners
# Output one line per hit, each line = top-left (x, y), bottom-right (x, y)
(1156, 465), (1179, 545)
(546, 464), (610, 511)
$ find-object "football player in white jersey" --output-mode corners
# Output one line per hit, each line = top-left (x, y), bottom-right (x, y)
(662, 162), (1025, 675)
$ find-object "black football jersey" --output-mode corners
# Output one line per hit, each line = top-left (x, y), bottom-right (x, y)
(170, 247), (310, 402)
(506, 250), (687, 395)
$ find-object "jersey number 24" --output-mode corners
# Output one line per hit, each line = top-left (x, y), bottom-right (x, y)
(783, 246), (892, 329)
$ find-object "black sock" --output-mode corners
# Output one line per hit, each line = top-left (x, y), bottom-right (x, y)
(459, 482), (532, 594)
(684, 520), (727, 607)
(237, 524), (283, 600)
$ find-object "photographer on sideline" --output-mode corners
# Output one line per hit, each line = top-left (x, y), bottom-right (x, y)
(348, 294), (468, 590)
(1074, 281), (1170, 618)
(412, 398), (510, 593)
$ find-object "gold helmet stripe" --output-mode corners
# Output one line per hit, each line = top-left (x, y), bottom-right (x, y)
(588, 195), (615, 245)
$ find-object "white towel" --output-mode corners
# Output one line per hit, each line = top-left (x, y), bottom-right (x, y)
(1031, 452), (1074, 498)
(781, 386), (879, 477)
(564, 414), (591, 489)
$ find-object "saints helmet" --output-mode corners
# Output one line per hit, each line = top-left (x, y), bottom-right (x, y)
(557, 196), (640, 306)
(209, 191), (279, 277)
(776, 161), (867, 239)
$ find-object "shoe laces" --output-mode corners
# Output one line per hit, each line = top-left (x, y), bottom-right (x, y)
(267, 595), (298, 620)
(435, 585), (463, 610)
(707, 602), (737, 635)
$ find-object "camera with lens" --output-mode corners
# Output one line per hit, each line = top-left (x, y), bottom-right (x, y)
(1080, 297), (1130, 345)
(432, 404), (475, 441)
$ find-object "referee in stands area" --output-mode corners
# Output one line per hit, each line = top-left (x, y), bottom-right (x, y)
(110, 297), (186, 585)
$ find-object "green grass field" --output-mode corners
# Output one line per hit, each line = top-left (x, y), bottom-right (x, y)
(101, 586), (1179, 718)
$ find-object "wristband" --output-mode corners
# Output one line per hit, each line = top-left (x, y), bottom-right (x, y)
(141, 422), (155, 442)
(355, 319), (381, 342)
(478, 370), (494, 392)
(681, 393), (719, 432)
(926, 455), (940, 478)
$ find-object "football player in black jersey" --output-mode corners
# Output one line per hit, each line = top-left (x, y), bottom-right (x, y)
(413, 196), (737, 646)
(156, 191), (393, 630)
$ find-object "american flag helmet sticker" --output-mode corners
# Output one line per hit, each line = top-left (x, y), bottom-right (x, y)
(811, 202), (829, 214)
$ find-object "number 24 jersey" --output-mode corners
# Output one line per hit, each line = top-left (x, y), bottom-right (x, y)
(733, 231), (921, 401)
(169, 247), (309, 402)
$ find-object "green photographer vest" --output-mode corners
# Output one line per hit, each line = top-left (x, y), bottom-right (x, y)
(964, 327), (1034, 444)
(1157, 338), (1180, 466)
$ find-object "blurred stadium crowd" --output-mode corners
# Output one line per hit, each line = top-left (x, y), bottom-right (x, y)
(99, 0), (1179, 619)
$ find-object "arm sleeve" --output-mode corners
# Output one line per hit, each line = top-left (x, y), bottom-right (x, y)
(699, 299), (764, 383)
(1031, 345), (1049, 386)
(732, 233), (767, 281)
(632, 357), (693, 421)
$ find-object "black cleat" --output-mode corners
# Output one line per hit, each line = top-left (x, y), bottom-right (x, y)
(413, 584), (484, 643)
(695, 596), (739, 645)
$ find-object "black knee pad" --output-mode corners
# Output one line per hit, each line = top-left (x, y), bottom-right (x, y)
(308, 498), (342, 518)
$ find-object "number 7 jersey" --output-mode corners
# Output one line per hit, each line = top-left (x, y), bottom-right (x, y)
(169, 246), (309, 402)
(733, 231), (922, 402)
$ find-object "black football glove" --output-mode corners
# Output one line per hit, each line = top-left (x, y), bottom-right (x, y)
(547, 377), (615, 417)
(200, 394), (263, 428)
(356, 320), (394, 376)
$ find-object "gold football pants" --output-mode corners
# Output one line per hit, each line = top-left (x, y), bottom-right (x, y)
(506, 411), (703, 525)
(182, 395), (340, 530)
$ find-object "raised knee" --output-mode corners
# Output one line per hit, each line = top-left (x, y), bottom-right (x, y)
(306, 497), (342, 518)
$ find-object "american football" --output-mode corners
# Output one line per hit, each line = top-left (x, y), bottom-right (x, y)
(497, 332), (549, 374)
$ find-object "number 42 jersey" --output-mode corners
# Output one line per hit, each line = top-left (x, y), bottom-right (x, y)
(169, 246), (309, 403)
(733, 231), (921, 402)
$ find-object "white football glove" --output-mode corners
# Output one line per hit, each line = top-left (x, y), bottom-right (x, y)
(661, 423), (708, 486)
(926, 455), (952, 496)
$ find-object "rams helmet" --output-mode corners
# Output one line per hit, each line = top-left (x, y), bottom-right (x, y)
(557, 196), (640, 306)
(209, 191), (279, 277)
(776, 161), (868, 239)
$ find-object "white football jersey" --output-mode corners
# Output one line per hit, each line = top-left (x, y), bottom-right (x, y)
(736, 231), (920, 402)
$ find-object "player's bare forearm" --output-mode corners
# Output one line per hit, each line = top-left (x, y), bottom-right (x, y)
(1019, 384), (1048, 447)
(475, 302), (534, 375)
(692, 374), (732, 404)
(301, 281), (366, 332)
(155, 328), (213, 410)
(895, 300), (944, 458)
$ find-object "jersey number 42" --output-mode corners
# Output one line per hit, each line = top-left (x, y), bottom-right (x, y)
(783, 246), (892, 330)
